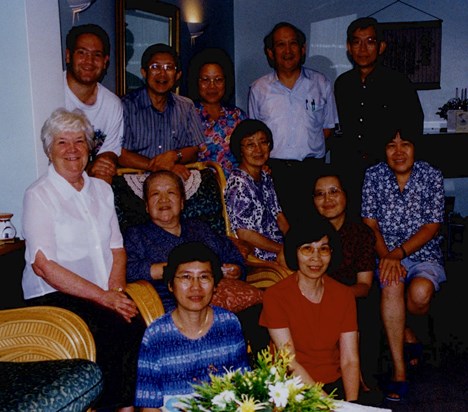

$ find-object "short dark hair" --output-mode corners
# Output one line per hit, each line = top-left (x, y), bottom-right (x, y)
(229, 119), (274, 162)
(263, 22), (306, 68)
(143, 170), (186, 204)
(383, 127), (421, 147)
(313, 165), (348, 195)
(187, 48), (235, 102)
(162, 241), (224, 287)
(346, 17), (383, 43)
(284, 216), (342, 272)
(66, 24), (110, 56)
(140, 43), (181, 71)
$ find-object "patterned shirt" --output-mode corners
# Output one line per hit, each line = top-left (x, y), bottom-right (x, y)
(225, 168), (283, 261)
(329, 219), (376, 286)
(361, 161), (445, 265)
(248, 67), (338, 160)
(121, 87), (205, 157)
(135, 305), (249, 409)
(195, 102), (248, 178)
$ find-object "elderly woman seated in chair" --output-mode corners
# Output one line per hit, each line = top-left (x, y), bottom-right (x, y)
(225, 119), (289, 267)
(135, 241), (250, 411)
(124, 169), (269, 356)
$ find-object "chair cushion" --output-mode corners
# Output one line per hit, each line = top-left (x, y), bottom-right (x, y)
(211, 278), (264, 313)
(0, 359), (103, 412)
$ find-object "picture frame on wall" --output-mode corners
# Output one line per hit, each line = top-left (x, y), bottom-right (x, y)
(379, 20), (442, 90)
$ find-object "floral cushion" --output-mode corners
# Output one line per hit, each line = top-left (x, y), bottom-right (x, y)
(211, 278), (264, 313)
(0, 359), (103, 411)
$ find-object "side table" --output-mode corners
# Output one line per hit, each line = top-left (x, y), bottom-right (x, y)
(0, 238), (26, 309)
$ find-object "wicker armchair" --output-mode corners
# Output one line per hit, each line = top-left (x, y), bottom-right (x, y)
(115, 161), (293, 289)
(126, 280), (165, 327)
(0, 306), (103, 411)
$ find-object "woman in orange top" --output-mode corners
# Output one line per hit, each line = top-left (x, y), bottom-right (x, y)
(260, 217), (360, 402)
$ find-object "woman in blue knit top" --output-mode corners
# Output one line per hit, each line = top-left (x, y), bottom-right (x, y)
(134, 241), (250, 411)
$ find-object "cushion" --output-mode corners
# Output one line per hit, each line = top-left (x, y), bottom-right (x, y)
(0, 359), (103, 412)
(212, 278), (264, 313)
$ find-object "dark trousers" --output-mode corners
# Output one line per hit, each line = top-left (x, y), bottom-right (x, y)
(268, 157), (325, 225)
(236, 303), (270, 366)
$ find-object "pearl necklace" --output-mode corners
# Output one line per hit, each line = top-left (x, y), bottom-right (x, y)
(173, 309), (210, 336)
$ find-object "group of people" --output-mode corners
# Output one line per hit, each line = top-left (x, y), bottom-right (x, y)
(19, 15), (447, 411)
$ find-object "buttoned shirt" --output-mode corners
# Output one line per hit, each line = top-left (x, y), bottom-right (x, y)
(334, 65), (423, 165)
(248, 67), (338, 160)
(361, 161), (445, 265)
(122, 87), (204, 157)
(22, 164), (123, 299)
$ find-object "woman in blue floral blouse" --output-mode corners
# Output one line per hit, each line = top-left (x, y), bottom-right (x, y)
(362, 129), (447, 402)
(225, 119), (289, 266)
(188, 48), (248, 178)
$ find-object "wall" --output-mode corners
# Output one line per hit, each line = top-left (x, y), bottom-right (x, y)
(0, 0), (63, 237)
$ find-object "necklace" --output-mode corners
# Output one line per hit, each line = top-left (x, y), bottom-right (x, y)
(173, 309), (210, 336)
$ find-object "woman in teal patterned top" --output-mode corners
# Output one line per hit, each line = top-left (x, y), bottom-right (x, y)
(135, 242), (249, 411)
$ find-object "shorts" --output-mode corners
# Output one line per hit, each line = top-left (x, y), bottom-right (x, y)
(376, 258), (446, 292)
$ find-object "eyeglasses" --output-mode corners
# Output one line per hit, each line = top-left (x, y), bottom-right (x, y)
(350, 37), (378, 49)
(74, 48), (105, 60)
(241, 140), (271, 152)
(174, 273), (214, 286)
(148, 63), (177, 73)
(313, 187), (343, 200)
(298, 244), (332, 257)
(199, 77), (225, 87)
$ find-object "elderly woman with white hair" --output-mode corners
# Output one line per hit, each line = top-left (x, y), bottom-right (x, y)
(21, 107), (146, 411)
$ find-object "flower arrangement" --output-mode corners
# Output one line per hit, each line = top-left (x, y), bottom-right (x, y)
(436, 98), (467, 120)
(180, 348), (336, 412)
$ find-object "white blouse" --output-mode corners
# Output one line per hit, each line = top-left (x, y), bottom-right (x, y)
(22, 164), (123, 300)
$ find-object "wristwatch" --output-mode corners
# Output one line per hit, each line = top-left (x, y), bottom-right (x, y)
(176, 150), (183, 163)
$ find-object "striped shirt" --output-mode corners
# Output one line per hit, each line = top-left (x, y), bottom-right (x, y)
(135, 305), (249, 408)
(122, 87), (205, 157)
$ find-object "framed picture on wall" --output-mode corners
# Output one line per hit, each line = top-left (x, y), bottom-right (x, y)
(380, 20), (442, 90)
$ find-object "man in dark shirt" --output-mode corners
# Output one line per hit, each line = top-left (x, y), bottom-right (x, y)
(333, 17), (423, 217)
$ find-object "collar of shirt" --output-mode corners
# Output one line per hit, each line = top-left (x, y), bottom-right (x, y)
(48, 163), (91, 200)
(141, 88), (175, 111)
(271, 66), (307, 87)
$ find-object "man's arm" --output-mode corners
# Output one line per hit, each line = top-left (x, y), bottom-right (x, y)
(88, 151), (118, 184)
(119, 148), (153, 170)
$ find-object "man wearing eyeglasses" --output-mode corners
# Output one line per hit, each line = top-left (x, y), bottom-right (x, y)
(120, 43), (204, 180)
(64, 24), (123, 184)
(248, 22), (338, 224)
(333, 17), (423, 217)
